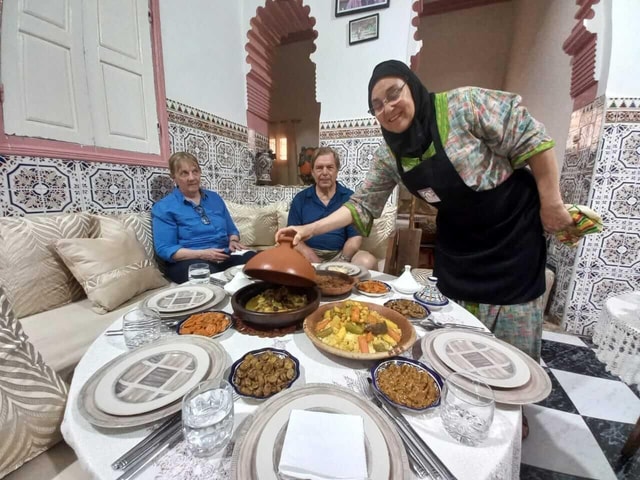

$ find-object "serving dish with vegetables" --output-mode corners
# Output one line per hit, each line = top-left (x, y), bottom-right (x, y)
(303, 300), (416, 360)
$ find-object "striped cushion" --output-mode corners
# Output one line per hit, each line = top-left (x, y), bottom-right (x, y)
(0, 287), (68, 478)
(0, 213), (91, 318)
(227, 201), (280, 247)
(361, 203), (397, 259)
(89, 213), (156, 264)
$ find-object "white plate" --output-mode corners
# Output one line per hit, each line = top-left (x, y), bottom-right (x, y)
(223, 265), (244, 281)
(317, 261), (361, 277)
(432, 330), (531, 388)
(146, 285), (214, 313)
(231, 384), (408, 480)
(94, 343), (211, 416)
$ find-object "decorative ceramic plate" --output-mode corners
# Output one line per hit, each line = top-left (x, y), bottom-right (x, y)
(230, 384), (409, 480)
(371, 358), (443, 412)
(432, 330), (531, 388)
(420, 330), (552, 405)
(146, 285), (214, 313)
(142, 285), (225, 319)
(228, 348), (300, 400)
(78, 336), (227, 428)
(354, 280), (392, 297)
(94, 343), (210, 416)
(303, 301), (416, 360)
(317, 261), (361, 277)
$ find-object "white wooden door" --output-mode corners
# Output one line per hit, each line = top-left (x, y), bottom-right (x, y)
(83, 0), (160, 153)
(1, 0), (93, 143)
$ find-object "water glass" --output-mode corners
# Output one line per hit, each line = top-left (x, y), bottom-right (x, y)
(182, 378), (234, 457)
(440, 372), (495, 446)
(122, 307), (161, 350)
(188, 263), (211, 284)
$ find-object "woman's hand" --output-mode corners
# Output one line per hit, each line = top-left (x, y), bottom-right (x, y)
(540, 201), (574, 234)
(229, 239), (248, 252)
(276, 225), (314, 246)
(198, 248), (230, 262)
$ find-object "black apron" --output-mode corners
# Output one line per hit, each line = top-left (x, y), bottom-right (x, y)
(396, 94), (546, 305)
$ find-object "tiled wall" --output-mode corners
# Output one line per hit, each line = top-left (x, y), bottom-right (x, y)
(551, 97), (640, 335)
(0, 101), (387, 216)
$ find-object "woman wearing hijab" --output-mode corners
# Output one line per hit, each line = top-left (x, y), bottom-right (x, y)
(277, 60), (573, 363)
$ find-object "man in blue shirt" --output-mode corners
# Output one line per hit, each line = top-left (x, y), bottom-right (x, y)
(288, 147), (377, 270)
(152, 152), (255, 283)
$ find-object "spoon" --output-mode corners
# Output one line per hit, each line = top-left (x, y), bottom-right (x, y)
(416, 318), (493, 334)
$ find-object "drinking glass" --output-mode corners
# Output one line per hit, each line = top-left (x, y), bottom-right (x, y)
(122, 307), (161, 350)
(182, 378), (234, 457)
(440, 372), (495, 446)
(188, 263), (211, 284)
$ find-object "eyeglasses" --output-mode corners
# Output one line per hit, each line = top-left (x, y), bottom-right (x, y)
(194, 205), (210, 225)
(368, 80), (408, 116)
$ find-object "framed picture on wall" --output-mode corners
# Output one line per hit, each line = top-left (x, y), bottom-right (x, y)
(349, 14), (379, 45)
(336, 0), (390, 18)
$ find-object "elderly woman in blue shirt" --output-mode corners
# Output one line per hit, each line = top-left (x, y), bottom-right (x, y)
(152, 152), (255, 283)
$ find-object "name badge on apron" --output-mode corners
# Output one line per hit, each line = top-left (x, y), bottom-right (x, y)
(417, 187), (441, 203)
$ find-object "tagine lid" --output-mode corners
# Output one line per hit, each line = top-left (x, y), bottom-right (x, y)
(243, 237), (317, 287)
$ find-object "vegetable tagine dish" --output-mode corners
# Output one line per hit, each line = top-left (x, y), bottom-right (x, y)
(314, 300), (402, 353)
(245, 286), (308, 313)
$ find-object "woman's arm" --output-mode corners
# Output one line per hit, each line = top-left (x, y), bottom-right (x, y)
(276, 205), (354, 246)
(528, 149), (574, 233)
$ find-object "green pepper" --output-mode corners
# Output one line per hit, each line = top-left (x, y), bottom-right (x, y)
(372, 339), (390, 352)
(345, 322), (364, 334)
(316, 326), (334, 338)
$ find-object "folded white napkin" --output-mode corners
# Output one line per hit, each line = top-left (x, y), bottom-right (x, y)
(223, 271), (253, 295)
(278, 410), (367, 480)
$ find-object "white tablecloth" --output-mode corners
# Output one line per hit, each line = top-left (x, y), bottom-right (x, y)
(593, 291), (640, 386)
(61, 271), (522, 480)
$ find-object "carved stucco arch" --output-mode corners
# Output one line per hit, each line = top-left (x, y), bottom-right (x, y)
(245, 0), (318, 135)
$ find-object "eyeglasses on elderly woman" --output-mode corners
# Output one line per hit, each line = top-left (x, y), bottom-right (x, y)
(194, 205), (210, 225)
(368, 79), (408, 116)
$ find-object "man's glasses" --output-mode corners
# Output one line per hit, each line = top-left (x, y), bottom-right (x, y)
(194, 205), (210, 225)
(368, 80), (408, 116)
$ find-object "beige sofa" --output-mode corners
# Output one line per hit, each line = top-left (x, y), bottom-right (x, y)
(0, 201), (397, 479)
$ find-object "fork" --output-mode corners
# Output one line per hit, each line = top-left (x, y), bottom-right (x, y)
(355, 374), (430, 479)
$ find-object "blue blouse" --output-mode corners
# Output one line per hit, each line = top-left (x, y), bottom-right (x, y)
(152, 187), (239, 262)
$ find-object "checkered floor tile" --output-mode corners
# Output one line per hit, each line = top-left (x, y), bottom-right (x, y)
(520, 331), (640, 479)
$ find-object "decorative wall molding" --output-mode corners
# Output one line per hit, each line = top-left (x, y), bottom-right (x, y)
(320, 117), (382, 141)
(167, 100), (248, 143)
(418, 0), (510, 17)
(245, 0), (317, 134)
(562, 0), (600, 110)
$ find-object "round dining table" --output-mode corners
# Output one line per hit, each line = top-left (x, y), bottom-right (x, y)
(61, 270), (522, 480)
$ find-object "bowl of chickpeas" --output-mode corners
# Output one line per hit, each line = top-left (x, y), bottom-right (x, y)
(176, 310), (233, 338)
(370, 357), (443, 412)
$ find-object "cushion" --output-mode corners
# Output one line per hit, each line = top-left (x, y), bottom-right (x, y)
(361, 203), (397, 260)
(0, 287), (68, 478)
(227, 202), (279, 246)
(89, 213), (156, 265)
(54, 230), (168, 314)
(0, 213), (91, 318)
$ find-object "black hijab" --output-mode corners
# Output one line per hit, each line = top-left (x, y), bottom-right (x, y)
(367, 60), (432, 160)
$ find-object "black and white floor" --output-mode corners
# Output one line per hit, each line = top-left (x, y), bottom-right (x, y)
(521, 330), (640, 479)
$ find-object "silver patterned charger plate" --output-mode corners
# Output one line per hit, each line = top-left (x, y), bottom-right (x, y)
(141, 284), (225, 319)
(77, 336), (227, 428)
(421, 329), (552, 405)
(231, 384), (410, 480)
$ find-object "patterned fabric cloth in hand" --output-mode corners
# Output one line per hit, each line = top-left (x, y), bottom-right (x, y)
(555, 204), (603, 247)
(0, 286), (68, 477)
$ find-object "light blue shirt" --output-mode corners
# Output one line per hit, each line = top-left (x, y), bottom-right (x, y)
(152, 187), (239, 262)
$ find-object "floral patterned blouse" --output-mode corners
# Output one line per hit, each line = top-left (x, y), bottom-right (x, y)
(344, 87), (555, 236)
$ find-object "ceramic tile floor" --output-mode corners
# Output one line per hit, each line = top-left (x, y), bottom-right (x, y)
(520, 330), (640, 479)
